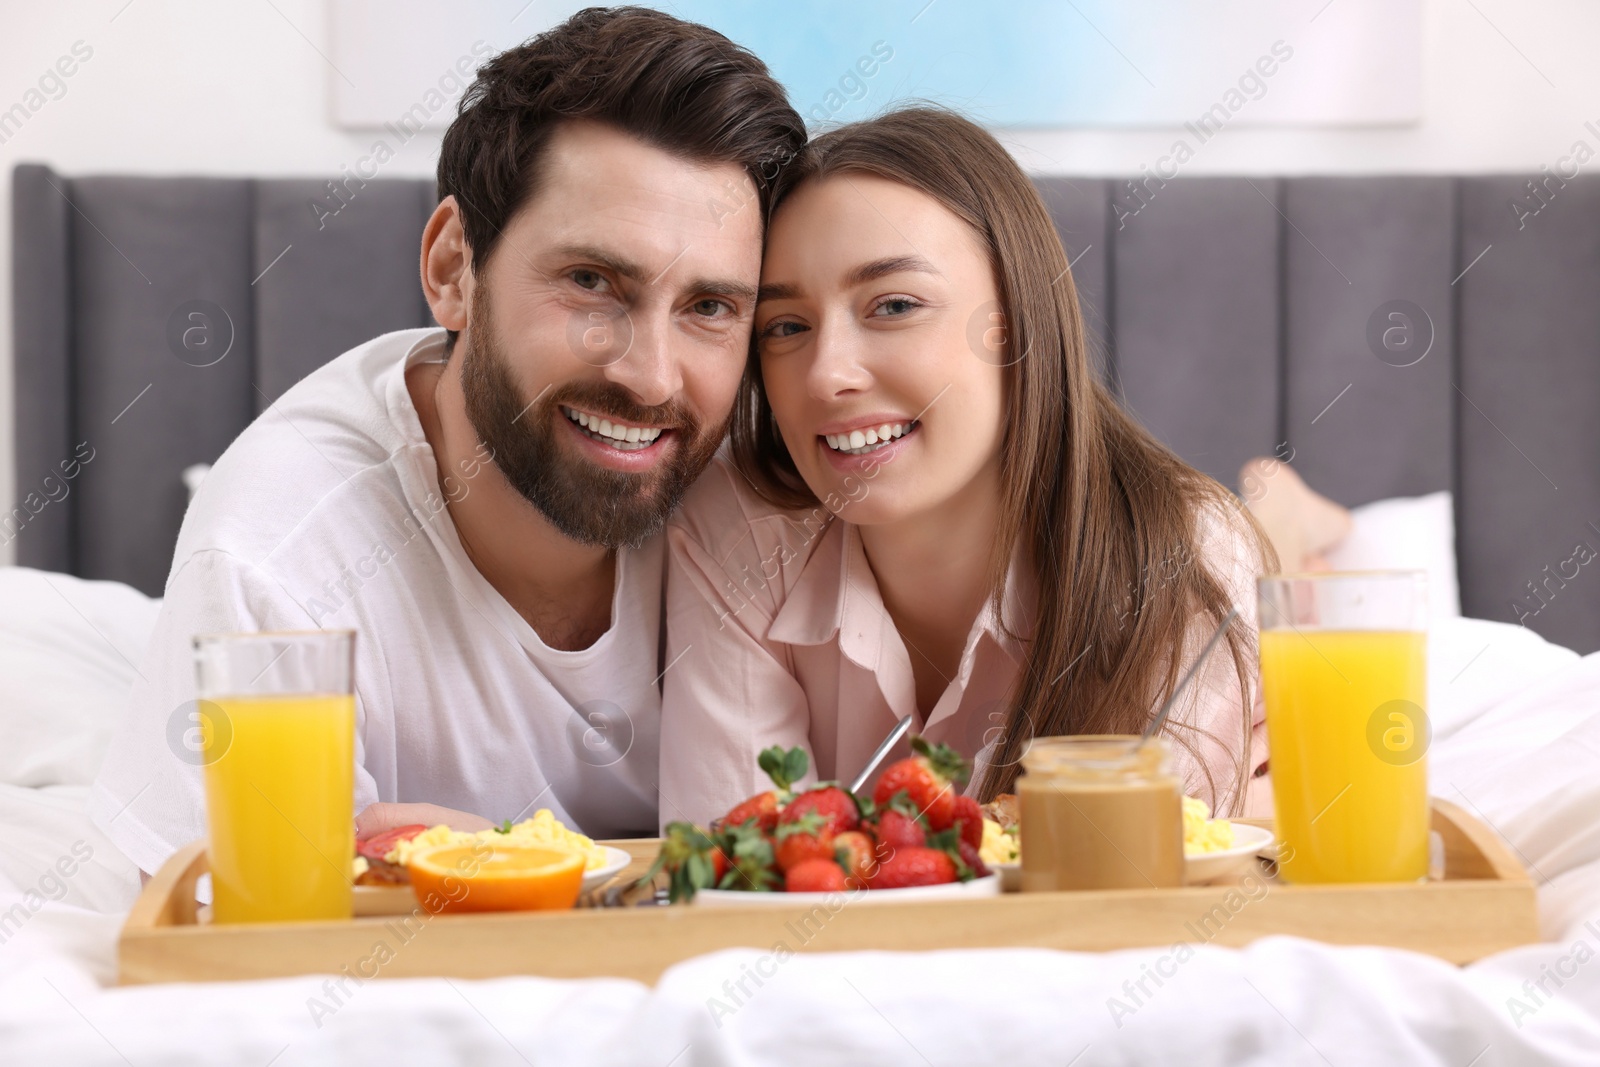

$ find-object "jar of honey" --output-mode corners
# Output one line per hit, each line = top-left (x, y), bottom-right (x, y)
(1019, 735), (1184, 891)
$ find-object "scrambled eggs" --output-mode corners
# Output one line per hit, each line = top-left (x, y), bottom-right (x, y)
(979, 818), (1019, 865)
(1182, 796), (1235, 854)
(386, 809), (609, 871)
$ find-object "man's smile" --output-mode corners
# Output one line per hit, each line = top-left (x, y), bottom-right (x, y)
(560, 404), (668, 452)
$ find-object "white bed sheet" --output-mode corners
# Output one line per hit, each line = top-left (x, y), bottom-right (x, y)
(2, 570), (1598, 1065)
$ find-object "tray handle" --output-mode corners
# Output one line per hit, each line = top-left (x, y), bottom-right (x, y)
(1431, 798), (1529, 882)
(1232, 802), (1528, 884)
(125, 842), (209, 931)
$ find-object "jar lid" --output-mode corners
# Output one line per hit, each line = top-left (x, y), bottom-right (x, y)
(1020, 734), (1174, 779)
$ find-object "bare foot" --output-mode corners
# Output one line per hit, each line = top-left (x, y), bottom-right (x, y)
(1238, 458), (1352, 572)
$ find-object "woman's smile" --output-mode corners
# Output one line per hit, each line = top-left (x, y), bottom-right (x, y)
(819, 419), (921, 472)
(820, 419), (915, 455)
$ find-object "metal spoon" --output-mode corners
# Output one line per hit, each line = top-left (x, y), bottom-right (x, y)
(1140, 607), (1240, 744)
(848, 713), (913, 795)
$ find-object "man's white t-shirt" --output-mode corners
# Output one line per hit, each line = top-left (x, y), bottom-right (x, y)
(90, 328), (665, 875)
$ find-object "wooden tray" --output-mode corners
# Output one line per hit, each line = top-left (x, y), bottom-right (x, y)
(118, 799), (1539, 985)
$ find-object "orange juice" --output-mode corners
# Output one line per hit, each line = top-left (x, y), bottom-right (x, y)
(1259, 629), (1428, 883)
(202, 693), (355, 922)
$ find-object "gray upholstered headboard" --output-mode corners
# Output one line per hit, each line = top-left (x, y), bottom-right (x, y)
(11, 163), (1600, 653)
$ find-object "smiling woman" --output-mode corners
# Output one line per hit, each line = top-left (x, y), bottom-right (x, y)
(660, 107), (1278, 829)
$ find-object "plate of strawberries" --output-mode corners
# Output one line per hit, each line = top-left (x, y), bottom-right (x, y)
(647, 737), (999, 906)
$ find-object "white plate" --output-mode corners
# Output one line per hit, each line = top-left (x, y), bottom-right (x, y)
(1183, 824), (1276, 884)
(985, 825), (1276, 890)
(582, 846), (633, 891)
(992, 862), (1021, 892)
(693, 873), (1001, 907)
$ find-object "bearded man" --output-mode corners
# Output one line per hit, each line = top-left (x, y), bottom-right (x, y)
(91, 7), (804, 875)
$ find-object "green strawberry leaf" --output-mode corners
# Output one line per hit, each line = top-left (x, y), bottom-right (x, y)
(912, 735), (972, 787)
(884, 789), (928, 825)
(774, 810), (827, 840)
(646, 821), (722, 902)
(783, 747), (810, 788)
(731, 829), (773, 862)
(712, 822), (780, 892)
(926, 827), (975, 882)
(852, 791), (875, 821)
(758, 745), (810, 791)
(757, 745), (787, 784)
(666, 871), (697, 903)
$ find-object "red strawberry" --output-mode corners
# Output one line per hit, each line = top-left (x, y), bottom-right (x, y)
(785, 857), (848, 893)
(957, 839), (990, 880)
(776, 833), (836, 873)
(722, 791), (780, 834)
(872, 736), (971, 830)
(922, 825), (983, 883)
(949, 795), (983, 850)
(774, 811), (835, 872)
(832, 830), (878, 888)
(873, 806), (926, 857)
(925, 825), (981, 883)
(868, 846), (957, 889)
(783, 785), (859, 838)
(720, 745), (812, 833)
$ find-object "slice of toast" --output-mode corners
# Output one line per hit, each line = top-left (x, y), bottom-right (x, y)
(981, 793), (1018, 830)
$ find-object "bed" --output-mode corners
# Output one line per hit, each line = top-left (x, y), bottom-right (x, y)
(7, 164), (1600, 1062)
(3, 566), (1599, 1063)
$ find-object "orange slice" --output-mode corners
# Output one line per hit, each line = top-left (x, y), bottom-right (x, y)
(406, 842), (585, 914)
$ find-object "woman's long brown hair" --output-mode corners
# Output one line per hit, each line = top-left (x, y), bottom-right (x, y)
(731, 107), (1277, 815)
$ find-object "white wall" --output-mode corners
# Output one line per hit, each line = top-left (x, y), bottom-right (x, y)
(3, 0), (1598, 565)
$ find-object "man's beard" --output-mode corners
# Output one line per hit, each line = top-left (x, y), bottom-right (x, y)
(458, 287), (726, 549)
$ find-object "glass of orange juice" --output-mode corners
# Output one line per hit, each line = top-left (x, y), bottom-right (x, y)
(1257, 572), (1428, 884)
(194, 630), (356, 922)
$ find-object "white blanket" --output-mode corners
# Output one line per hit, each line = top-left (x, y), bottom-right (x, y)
(2, 567), (1598, 1065)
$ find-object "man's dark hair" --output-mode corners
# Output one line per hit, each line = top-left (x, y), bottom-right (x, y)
(437, 6), (804, 321)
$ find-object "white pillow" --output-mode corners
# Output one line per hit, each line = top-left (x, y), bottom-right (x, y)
(1322, 490), (1461, 617)
(1428, 615), (1579, 738)
(0, 567), (160, 788)
(182, 463), (211, 503)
